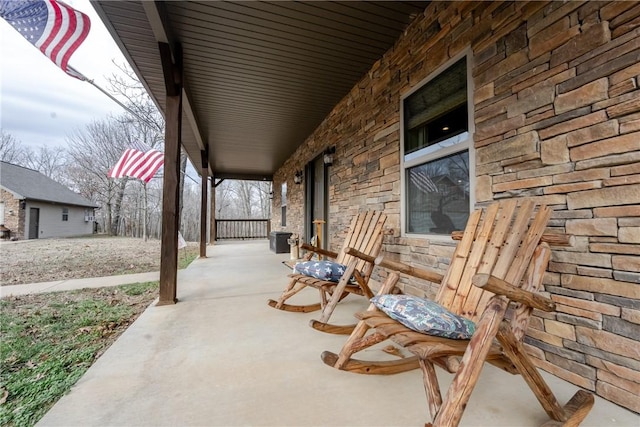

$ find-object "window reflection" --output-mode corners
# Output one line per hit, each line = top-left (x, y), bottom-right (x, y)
(407, 151), (470, 235)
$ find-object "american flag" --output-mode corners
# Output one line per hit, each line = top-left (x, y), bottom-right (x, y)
(109, 149), (164, 184)
(409, 168), (439, 194)
(0, 0), (90, 80)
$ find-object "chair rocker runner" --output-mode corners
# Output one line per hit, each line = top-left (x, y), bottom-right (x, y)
(322, 200), (594, 426)
(268, 211), (387, 334)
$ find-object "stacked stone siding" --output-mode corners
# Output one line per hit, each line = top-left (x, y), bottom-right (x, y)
(273, 1), (639, 412)
(0, 189), (23, 240)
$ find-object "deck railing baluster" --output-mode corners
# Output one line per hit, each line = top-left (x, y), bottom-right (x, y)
(215, 219), (270, 240)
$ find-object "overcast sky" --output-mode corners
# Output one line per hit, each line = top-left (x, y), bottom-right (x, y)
(0, 0), (129, 149)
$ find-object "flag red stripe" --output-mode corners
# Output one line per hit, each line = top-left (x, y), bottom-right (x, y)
(109, 149), (137, 178)
(111, 149), (134, 178)
(3, 0), (91, 80)
(136, 151), (164, 183)
(110, 149), (138, 179)
(108, 151), (127, 178)
(128, 151), (163, 183)
(124, 151), (151, 176)
(61, 12), (90, 72)
(120, 151), (145, 178)
(109, 149), (164, 183)
(133, 151), (164, 183)
(38, 0), (61, 55)
(49, 4), (77, 70)
(139, 151), (164, 183)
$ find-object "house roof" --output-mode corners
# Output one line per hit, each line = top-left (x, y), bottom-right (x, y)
(0, 161), (98, 208)
(91, 1), (429, 180)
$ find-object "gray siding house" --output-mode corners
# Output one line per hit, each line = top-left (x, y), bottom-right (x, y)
(0, 161), (97, 240)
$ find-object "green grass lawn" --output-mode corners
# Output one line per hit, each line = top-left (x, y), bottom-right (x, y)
(0, 282), (159, 426)
(179, 246), (200, 270)
(0, 244), (200, 426)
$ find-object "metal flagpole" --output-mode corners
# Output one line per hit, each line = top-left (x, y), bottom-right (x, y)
(66, 66), (160, 134)
(84, 77), (160, 131)
(85, 78), (140, 119)
(76, 70), (200, 185)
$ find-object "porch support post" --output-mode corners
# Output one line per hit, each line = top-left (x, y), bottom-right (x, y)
(210, 180), (216, 244)
(200, 148), (208, 258)
(158, 41), (182, 306)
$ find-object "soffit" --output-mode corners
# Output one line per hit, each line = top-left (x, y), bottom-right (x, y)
(93, 1), (429, 179)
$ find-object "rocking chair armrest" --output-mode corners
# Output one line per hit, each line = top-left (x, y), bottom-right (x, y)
(300, 243), (339, 260)
(345, 247), (444, 284)
(451, 230), (574, 247)
(472, 274), (556, 312)
(345, 247), (376, 266)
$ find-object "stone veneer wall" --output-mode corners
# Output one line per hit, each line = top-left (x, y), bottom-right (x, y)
(272, 1), (640, 412)
(0, 189), (24, 240)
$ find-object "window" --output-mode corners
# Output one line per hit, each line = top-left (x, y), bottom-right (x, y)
(62, 207), (69, 222)
(281, 183), (287, 227)
(402, 55), (473, 236)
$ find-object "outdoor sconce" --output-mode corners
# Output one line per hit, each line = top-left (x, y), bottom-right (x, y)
(323, 146), (336, 166)
(294, 170), (303, 185)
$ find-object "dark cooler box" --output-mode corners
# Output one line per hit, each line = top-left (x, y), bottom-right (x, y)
(269, 231), (292, 253)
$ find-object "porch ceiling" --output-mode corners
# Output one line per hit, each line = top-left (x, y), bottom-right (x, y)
(92, 1), (429, 180)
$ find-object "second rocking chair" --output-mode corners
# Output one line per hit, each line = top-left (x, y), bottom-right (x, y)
(268, 211), (387, 333)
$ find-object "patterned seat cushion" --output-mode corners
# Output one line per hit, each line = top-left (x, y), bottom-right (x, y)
(293, 260), (348, 283)
(371, 294), (476, 339)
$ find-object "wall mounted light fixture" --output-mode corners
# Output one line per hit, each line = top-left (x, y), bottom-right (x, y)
(323, 146), (336, 166)
(293, 170), (303, 184)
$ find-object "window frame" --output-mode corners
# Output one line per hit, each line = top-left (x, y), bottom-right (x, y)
(281, 182), (287, 227)
(62, 207), (69, 222)
(400, 51), (475, 240)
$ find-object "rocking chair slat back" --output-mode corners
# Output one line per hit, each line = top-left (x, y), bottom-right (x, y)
(336, 214), (361, 265)
(462, 200), (528, 320)
(446, 203), (500, 317)
(435, 200), (551, 324)
(339, 211), (386, 279)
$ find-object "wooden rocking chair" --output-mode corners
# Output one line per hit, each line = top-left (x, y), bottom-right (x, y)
(268, 211), (387, 334)
(322, 200), (594, 426)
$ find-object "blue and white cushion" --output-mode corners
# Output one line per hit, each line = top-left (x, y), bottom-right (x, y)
(293, 260), (348, 282)
(371, 294), (476, 339)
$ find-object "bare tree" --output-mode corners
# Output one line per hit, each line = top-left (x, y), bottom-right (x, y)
(253, 181), (272, 218)
(107, 61), (167, 240)
(0, 131), (68, 185)
(179, 178), (201, 241)
(0, 130), (27, 165)
(213, 179), (272, 219)
(22, 145), (68, 184)
(108, 61), (165, 143)
(66, 117), (134, 235)
(234, 180), (254, 218)
(215, 180), (234, 218)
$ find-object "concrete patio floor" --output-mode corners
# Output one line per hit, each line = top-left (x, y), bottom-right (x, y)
(37, 240), (638, 426)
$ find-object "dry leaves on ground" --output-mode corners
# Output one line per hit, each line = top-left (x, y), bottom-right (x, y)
(0, 236), (196, 286)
